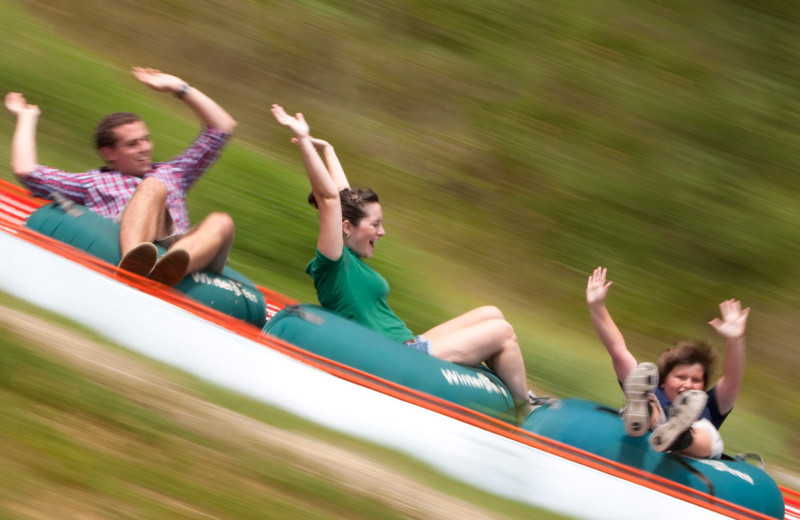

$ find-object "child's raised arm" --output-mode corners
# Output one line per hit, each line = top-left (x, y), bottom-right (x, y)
(586, 267), (638, 383)
(708, 299), (749, 415)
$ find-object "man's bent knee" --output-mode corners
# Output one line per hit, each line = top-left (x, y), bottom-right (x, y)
(133, 177), (168, 203)
(203, 212), (235, 238)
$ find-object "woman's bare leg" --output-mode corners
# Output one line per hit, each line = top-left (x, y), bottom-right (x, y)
(425, 316), (530, 408)
(425, 306), (505, 338)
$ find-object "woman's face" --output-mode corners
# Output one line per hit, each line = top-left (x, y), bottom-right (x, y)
(344, 202), (385, 258)
(660, 362), (705, 402)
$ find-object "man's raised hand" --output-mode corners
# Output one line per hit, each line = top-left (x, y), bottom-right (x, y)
(5, 92), (40, 118)
(131, 67), (184, 94)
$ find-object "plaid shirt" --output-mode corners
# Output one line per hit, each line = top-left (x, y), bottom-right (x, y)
(24, 127), (230, 234)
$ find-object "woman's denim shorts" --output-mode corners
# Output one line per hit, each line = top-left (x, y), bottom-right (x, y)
(404, 334), (432, 355)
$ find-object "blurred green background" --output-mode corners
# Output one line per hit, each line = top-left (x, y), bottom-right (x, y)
(1, 0), (797, 494)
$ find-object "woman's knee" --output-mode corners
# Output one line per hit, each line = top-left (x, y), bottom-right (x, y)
(486, 318), (518, 348)
(431, 321), (519, 365)
(473, 305), (505, 322)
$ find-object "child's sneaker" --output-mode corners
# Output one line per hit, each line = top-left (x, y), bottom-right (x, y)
(118, 242), (158, 277)
(649, 390), (707, 453)
(622, 362), (658, 436)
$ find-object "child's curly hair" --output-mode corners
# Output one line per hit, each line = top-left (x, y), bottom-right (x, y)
(657, 341), (719, 389)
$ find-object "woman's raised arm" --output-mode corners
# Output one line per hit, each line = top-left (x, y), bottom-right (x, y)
(272, 104), (344, 260)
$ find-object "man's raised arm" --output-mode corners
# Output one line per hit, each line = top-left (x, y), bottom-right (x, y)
(5, 92), (41, 179)
(131, 67), (237, 133)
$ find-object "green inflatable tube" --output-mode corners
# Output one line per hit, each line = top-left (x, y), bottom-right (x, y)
(522, 398), (785, 518)
(262, 304), (516, 418)
(25, 202), (266, 327)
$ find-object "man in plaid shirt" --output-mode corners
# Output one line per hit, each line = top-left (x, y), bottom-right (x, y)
(5, 67), (237, 285)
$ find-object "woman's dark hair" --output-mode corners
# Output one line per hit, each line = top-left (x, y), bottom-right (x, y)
(308, 188), (380, 225)
(657, 341), (718, 389)
(94, 112), (142, 149)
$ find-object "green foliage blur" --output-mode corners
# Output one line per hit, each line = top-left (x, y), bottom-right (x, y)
(0, 0), (798, 476)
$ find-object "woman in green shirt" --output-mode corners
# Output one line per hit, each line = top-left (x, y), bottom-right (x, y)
(272, 104), (534, 417)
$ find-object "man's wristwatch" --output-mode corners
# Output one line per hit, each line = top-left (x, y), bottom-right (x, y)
(176, 83), (191, 99)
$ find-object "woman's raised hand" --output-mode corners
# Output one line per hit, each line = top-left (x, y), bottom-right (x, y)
(271, 104), (309, 138)
(291, 136), (330, 151)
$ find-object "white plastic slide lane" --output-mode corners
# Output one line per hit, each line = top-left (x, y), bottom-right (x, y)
(0, 231), (731, 520)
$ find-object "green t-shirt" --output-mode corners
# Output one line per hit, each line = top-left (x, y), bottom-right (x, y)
(306, 248), (415, 343)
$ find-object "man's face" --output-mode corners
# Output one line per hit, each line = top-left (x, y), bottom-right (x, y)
(100, 121), (153, 176)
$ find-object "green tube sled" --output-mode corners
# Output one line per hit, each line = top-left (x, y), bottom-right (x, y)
(262, 304), (516, 418)
(25, 202), (266, 327)
(522, 398), (785, 519)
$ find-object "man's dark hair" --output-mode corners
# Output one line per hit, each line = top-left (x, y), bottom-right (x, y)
(94, 112), (142, 149)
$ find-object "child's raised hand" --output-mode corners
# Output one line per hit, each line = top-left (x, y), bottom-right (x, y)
(708, 299), (750, 339)
(586, 266), (613, 305)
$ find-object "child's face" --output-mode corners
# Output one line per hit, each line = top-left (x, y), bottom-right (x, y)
(661, 363), (705, 402)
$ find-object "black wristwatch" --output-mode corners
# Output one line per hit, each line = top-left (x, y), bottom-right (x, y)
(176, 83), (191, 99)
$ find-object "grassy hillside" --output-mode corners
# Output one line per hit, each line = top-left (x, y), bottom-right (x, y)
(0, 0), (798, 478)
(1, 293), (561, 519)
